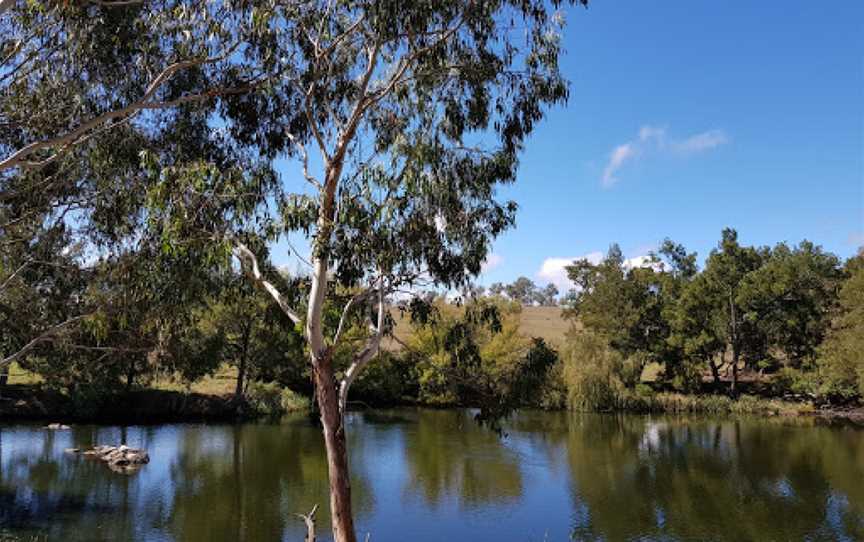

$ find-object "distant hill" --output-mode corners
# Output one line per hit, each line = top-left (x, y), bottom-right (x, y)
(516, 306), (571, 345)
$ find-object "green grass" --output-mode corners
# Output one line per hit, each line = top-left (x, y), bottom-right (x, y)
(612, 391), (813, 416)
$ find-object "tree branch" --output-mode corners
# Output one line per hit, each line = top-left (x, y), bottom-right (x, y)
(0, 313), (91, 369)
(232, 242), (302, 325)
(332, 284), (380, 348)
(0, 44), (246, 172)
(338, 276), (386, 413)
(297, 504), (318, 542)
(285, 132), (322, 190)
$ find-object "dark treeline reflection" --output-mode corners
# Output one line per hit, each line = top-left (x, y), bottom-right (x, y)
(509, 412), (864, 541)
(1, 412), (862, 541)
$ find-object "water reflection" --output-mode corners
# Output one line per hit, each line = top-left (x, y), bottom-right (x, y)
(398, 410), (523, 509)
(0, 411), (861, 541)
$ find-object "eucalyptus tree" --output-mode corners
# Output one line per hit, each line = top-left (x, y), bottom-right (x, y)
(537, 283), (559, 306)
(564, 245), (665, 362)
(505, 276), (539, 304)
(563, 241), (698, 388)
(0, 0), (270, 369)
(213, 4), (584, 539)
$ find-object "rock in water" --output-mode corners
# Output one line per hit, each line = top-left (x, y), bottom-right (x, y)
(45, 423), (71, 430)
(74, 445), (150, 473)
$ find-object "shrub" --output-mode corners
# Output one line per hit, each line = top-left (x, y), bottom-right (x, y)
(352, 351), (418, 405)
(246, 381), (311, 415)
(562, 331), (628, 411)
(280, 387), (310, 412)
(536, 359), (568, 410)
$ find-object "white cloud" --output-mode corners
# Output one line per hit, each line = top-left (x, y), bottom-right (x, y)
(536, 251), (658, 292)
(536, 252), (602, 292)
(481, 253), (503, 273)
(624, 255), (664, 272)
(601, 125), (729, 187)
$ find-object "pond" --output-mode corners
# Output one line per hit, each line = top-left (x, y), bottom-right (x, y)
(1, 410), (862, 541)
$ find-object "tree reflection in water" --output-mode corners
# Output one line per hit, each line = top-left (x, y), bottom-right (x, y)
(0, 413), (862, 541)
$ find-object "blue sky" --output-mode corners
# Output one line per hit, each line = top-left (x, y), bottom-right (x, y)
(274, 1), (863, 292)
(474, 0), (863, 291)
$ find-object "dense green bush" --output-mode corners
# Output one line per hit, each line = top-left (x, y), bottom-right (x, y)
(351, 351), (418, 405)
(562, 330), (629, 411)
(814, 253), (864, 401)
(246, 382), (309, 416)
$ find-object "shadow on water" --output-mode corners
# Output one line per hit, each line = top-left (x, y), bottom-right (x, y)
(0, 412), (862, 541)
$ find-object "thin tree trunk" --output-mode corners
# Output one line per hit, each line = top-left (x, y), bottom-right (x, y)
(312, 353), (356, 542)
(235, 322), (252, 401)
(731, 347), (739, 396)
(0, 364), (8, 393)
(728, 289), (739, 396)
(708, 357), (721, 385)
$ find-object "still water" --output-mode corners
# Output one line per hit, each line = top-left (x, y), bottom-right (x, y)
(1, 410), (862, 541)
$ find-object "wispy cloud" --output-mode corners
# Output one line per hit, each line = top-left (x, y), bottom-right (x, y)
(671, 129), (729, 153)
(601, 125), (729, 187)
(602, 144), (638, 187)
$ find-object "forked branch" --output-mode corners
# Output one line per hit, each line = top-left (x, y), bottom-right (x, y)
(233, 242), (302, 325)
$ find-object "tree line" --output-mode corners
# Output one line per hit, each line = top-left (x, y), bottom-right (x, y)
(559, 230), (863, 409)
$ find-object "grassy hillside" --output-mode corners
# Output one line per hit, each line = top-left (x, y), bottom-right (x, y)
(517, 306), (571, 345)
(387, 304), (570, 349)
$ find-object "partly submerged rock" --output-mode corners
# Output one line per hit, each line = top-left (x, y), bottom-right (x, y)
(73, 444), (150, 473)
(45, 423), (71, 430)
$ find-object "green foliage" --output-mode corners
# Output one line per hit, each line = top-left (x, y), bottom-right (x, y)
(246, 381), (310, 416)
(739, 241), (843, 368)
(280, 387), (312, 413)
(401, 298), (558, 422)
(814, 252), (864, 401)
(351, 351), (418, 405)
(561, 330), (630, 411)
